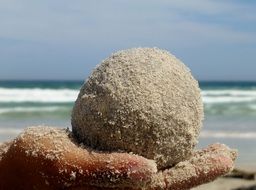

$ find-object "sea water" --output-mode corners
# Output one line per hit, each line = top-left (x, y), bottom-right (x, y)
(0, 80), (255, 165)
(199, 82), (256, 165)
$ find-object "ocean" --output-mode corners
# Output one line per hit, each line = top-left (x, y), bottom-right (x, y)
(0, 80), (255, 165)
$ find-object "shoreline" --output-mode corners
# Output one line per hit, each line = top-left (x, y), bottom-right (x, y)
(193, 178), (256, 190)
(193, 166), (256, 190)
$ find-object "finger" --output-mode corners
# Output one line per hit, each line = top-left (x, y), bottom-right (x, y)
(195, 143), (237, 161)
(148, 143), (237, 190)
(0, 141), (12, 161)
(0, 126), (157, 189)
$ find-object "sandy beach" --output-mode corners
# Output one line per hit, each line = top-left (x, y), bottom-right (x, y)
(193, 165), (256, 190)
(194, 178), (256, 190)
(1, 80), (256, 189)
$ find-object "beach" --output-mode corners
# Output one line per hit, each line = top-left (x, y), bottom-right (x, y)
(0, 80), (255, 189)
(193, 165), (256, 190)
(194, 177), (256, 190)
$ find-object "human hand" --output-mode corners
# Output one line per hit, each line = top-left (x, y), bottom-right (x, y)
(0, 126), (236, 190)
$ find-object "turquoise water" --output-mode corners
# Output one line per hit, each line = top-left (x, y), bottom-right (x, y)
(200, 82), (256, 165)
(0, 80), (255, 165)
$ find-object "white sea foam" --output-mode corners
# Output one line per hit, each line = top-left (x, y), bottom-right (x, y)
(202, 90), (256, 97)
(1, 87), (256, 104)
(0, 88), (79, 103)
(202, 96), (256, 103)
(200, 130), (256, 139)
(0, 106), (67, 114)
(202, 89), (256, 103)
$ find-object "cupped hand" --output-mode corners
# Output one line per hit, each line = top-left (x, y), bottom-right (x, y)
(0, 126), (237, 190)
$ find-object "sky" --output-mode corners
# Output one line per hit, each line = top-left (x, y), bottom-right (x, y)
(0, 0), (255, 81)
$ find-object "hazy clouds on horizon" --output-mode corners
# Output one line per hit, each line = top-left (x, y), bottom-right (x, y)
(0, 0), (255, 81)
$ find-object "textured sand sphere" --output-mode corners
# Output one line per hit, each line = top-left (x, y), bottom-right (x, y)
(72, 48), (204, 169)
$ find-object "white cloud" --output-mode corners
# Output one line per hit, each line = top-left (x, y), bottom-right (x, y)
(0, 0), (255, 49)
(162, 0), (256, 21)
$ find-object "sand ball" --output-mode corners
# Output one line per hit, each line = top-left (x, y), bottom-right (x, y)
(72, 48), (204, 169)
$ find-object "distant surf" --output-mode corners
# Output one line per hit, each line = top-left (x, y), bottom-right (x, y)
(0, 80), (256, 135)
(200, 130), (256, 139)
(1, 87), (256, 104)
(202, 89), (256, 103)
(1, 86), (256, 116)
(0, 88), (78, 103)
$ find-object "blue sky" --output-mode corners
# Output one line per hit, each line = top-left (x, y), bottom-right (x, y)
(0, 0), (255, 81)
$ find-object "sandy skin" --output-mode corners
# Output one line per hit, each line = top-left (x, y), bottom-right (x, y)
(0, 126), (236, 190)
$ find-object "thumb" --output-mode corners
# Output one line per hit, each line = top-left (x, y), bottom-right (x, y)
(1, 126), (157, 189)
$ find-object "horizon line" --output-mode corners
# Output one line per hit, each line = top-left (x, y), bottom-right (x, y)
(1, 79), (256, 83)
